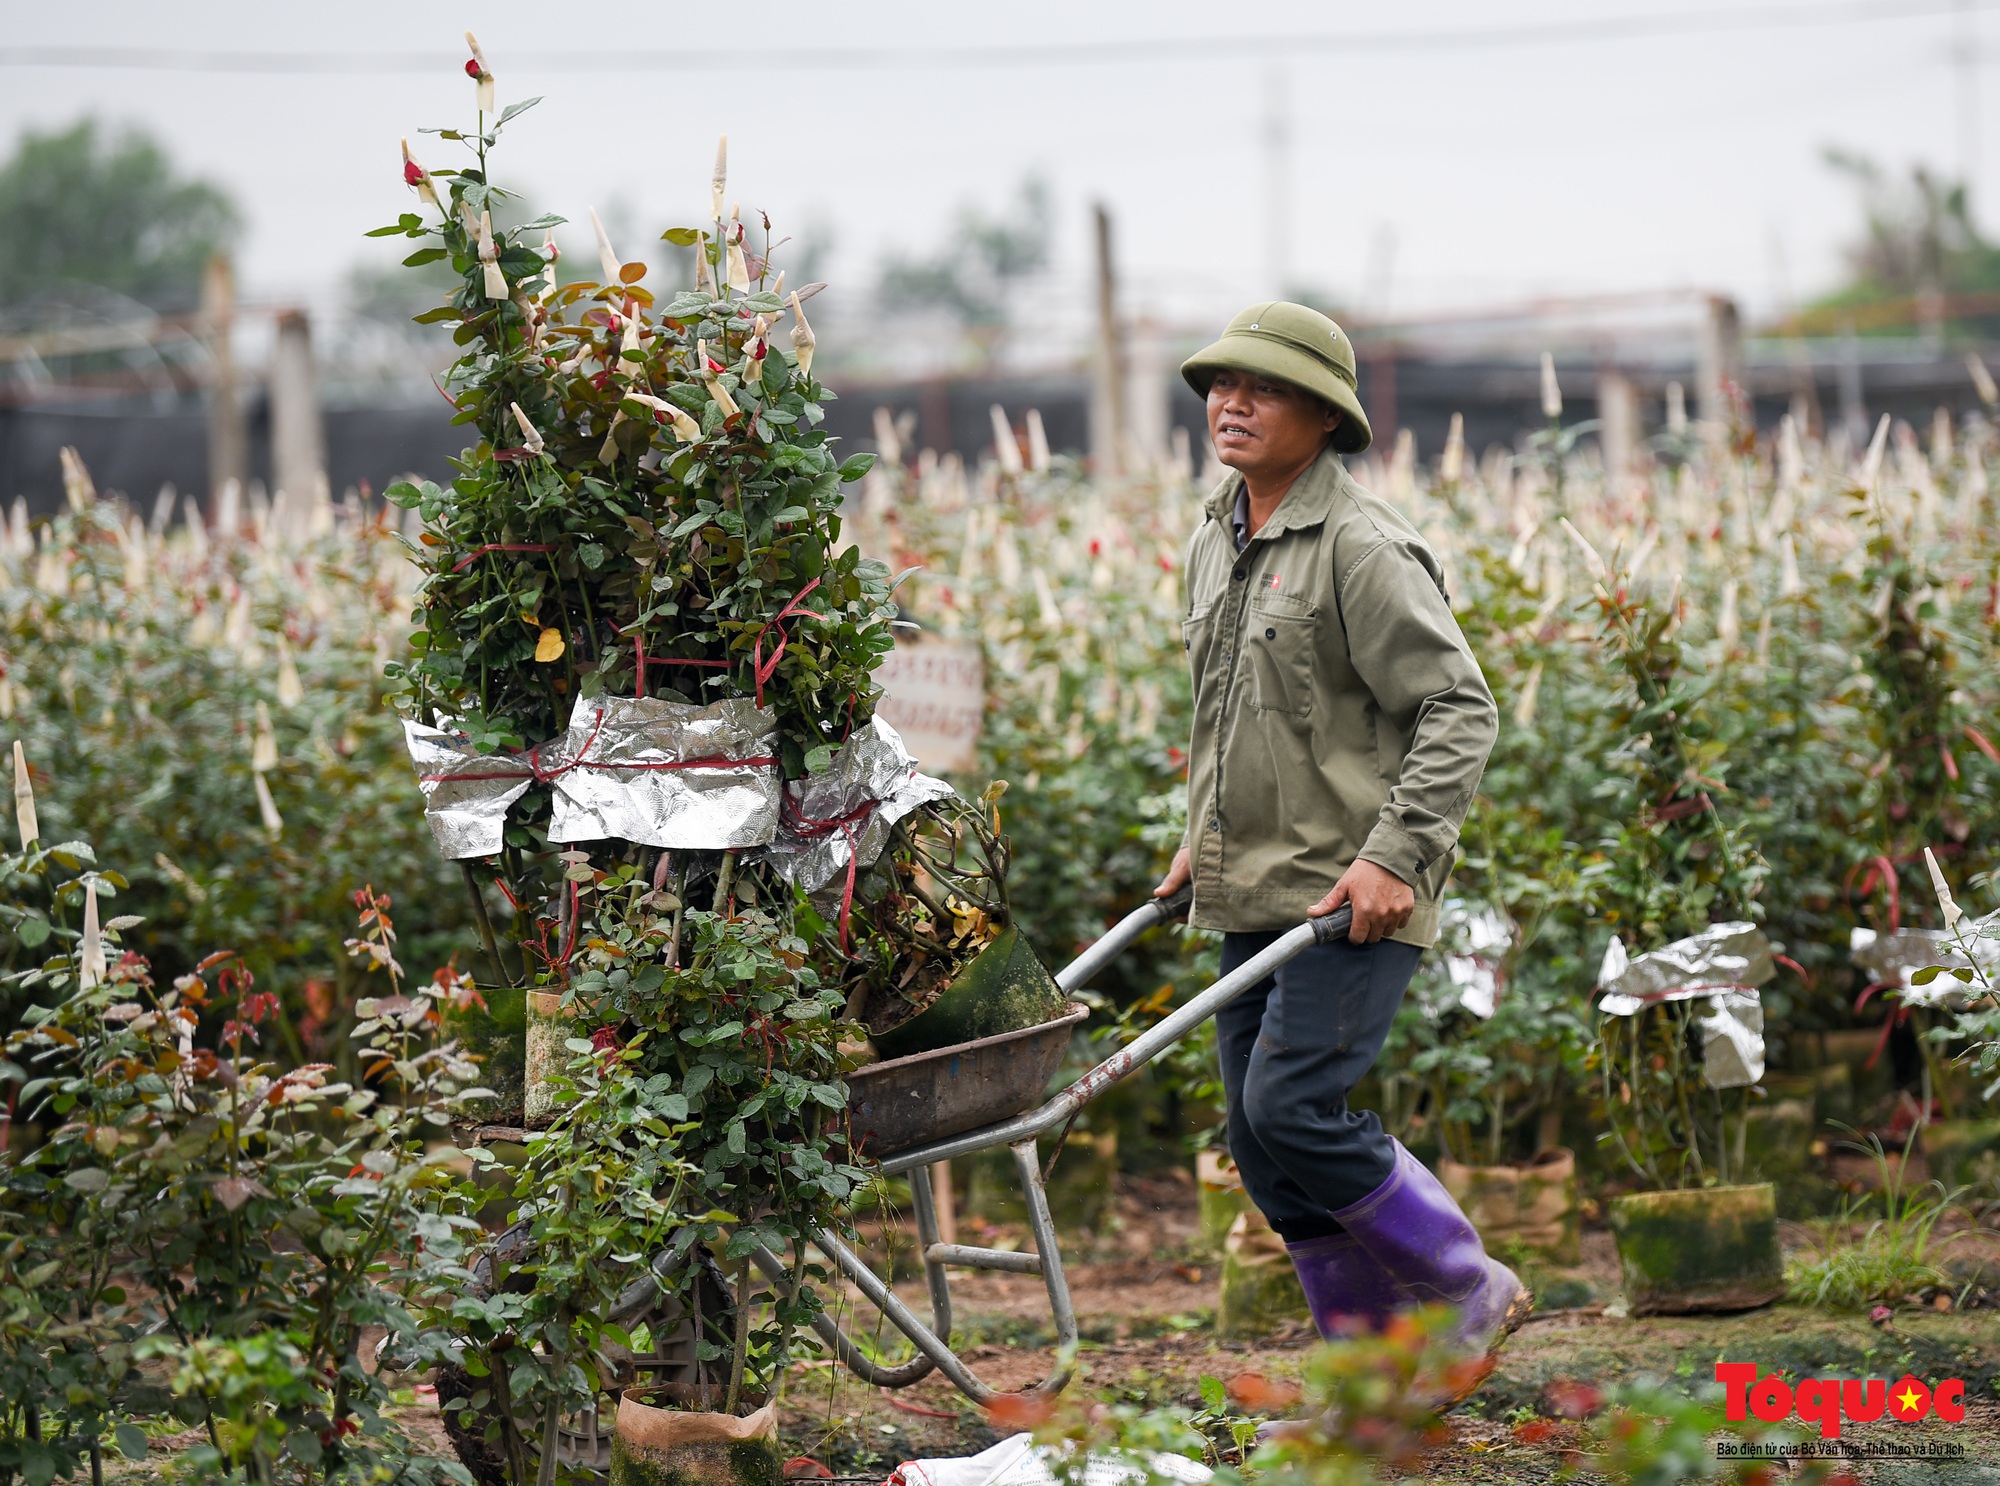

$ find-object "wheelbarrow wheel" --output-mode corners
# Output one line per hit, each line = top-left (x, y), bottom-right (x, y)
(435, 1223), (737, 1486)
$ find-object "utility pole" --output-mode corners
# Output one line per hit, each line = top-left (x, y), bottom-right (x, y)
(1263, 63), (1292, 298)
(1090, 202), (1125, 476)
(200, 253), (247, 510)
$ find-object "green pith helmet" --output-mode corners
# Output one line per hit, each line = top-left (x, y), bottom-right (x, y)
(1182, 301), (1373, 454)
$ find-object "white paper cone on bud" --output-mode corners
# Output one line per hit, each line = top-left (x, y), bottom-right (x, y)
(478, 210), (507, 300)
(619, 305), (642, 364)
(1969, 352), (2000, 408)
(1666, 381), (1688, 435)
(726, 238), (750, 293)
(1514, 660), (1544, 728)
(1779, 534), (1803, 597)
(1026, 408), (1051, 471)
(510, 402), (545, 455)
(79, 879), (104, 990)
(990, 405), (1024, 475)
(60, 447), (95, 511)
(401, 138), (439, 208)
(1718, 578), (1740, 647)
(12, 741), (37, 850)
(539, 230), (561, 301)
(710, 135), (728, 221)
(1861, 413), (1891, 489)
(466, 32), (495, 113)
(1557, 517), (1606, 581)
(276, 636), (304, 707)
(1441, 412), (1465, 483)
(599, 410), (628, 464)
(696, 340), (739, 417)
(252, 701), (278, 773)
(771, 269), (785, 297)
(589, 207), (621, 287)
(788, 292), (815, 377)
(696, 232), (714, 293)
(667, 405), (702, 442)
(1925, 847), (1965, 931)
(1539, 353), (1563, 420)
(253, 773), (284, 838)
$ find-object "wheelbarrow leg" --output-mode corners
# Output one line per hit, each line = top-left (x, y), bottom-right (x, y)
(1012, 1139), (1079, 1361)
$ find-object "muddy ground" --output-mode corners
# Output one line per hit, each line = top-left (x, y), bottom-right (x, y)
(361, 1171), (2000, 1485)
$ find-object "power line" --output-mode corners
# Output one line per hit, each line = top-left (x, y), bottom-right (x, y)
(1, 0), (1995, 75)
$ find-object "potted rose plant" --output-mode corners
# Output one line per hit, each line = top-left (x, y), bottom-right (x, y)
(374, 49), (1064, 1482)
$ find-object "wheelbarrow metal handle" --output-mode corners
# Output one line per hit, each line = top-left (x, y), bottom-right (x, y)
(1053, 883), (1193, 993)
(879, 905), (1351, 1176)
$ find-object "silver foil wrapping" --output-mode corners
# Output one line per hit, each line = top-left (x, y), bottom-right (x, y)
(403, 717), (534, 859)
(1695, 991), (1766, 1088)
(1417, 899), (1512, 1020)
(402, 696), (781, 859)
(759, 716), (955, 891)
(1596, 921), (1773, 1089)
(1849, 926), (1990, 1010)
(545, 695), (780, 850)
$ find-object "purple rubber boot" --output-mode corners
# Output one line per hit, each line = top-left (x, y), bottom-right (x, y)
(1285, 1230), (1403, 1338)
(1329, 1141), (1532, 1358)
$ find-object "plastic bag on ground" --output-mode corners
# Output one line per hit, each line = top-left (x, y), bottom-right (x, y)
(886, 1432), (1211, 1486)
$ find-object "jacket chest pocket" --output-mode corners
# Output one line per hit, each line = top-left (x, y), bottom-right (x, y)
(1182, 603), (1218, 706)
(1245, 592), (1318, 716)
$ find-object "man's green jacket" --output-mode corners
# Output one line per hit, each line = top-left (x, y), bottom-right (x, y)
(1179, 446), (1497, 948)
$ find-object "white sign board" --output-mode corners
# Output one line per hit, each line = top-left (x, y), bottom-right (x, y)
(876, 637), (985, 774)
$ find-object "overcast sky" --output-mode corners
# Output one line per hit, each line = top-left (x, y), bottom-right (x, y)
(0, 0), (1991, 338)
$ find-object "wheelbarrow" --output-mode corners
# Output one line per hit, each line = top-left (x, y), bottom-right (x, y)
(435, 892), (1352, 1482)
(748, 889), (1356, 1404)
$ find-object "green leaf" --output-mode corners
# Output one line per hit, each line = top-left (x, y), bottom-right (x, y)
(412, 305), (460, 325)
(1198, 1375), (1226, 1411)
(496, 97), (543, 126)
(16, 913), (48, 948)
(285, 1430), (324, 1466)
(660, 227), (701, 246)
(63, 1167), (108, 1193)
(804, 744), (834, 776)
(403, 246), (449, 267)
(115, 1424), (149, 1462)
(838, 452), (877, 482)
(517, 211), (568, 231)
(1913, 965), (1942, 984)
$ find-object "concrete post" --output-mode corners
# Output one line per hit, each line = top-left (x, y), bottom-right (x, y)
(201, 254), (247, 506)
(1696, 295), (1743, 429)
(1598, 370), (1639, 481)
(269, 309), (325, 503)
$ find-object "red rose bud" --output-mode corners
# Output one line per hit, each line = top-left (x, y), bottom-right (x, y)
(403, 160), (425, 186)
(465, 58), (483, 78)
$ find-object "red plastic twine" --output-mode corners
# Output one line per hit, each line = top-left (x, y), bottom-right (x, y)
(452, 542), (557, 573)
(781, 792), (881, 951)
(751, 577), (824, 708)
(420, 707), (774, 785)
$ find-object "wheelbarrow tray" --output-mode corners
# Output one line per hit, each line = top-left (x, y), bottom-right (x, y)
(847, 1003), (1089, 1159)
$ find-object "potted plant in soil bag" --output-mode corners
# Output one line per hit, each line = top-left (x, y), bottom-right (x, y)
(1596, 923), (1786, 1314)
(1579, 543), (1785, 1315)
(1386, 899), (1590, 1263)
(374, 55), (1075, 1484)
(1876, 851), (2000, 1188)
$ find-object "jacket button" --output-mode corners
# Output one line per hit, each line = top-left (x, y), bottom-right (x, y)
(1232, 568), (1245, 581)
(1209, 819), (1220, 831)
(1265, 627), (1276, 640)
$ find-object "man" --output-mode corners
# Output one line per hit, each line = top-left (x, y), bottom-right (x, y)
(1155, 301), (1527, 1358)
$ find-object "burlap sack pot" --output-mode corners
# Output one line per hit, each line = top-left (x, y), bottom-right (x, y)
(610, 1384), (780, 1486)
(1436, 1146), (1580, 1263)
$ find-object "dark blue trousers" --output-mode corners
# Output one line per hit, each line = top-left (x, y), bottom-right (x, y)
(1215, 930), (1422, 1242)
